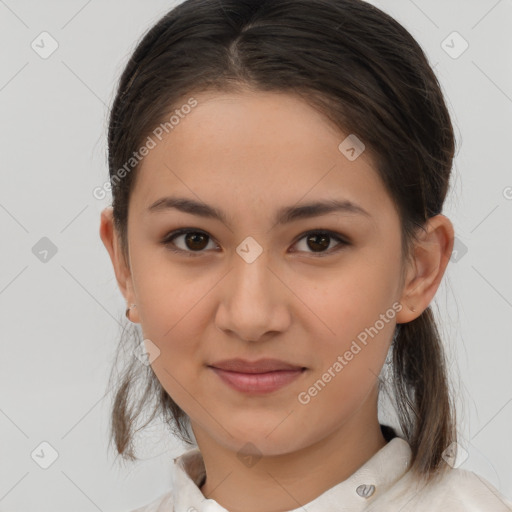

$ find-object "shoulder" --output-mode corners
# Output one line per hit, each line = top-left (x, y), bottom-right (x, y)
(437, 468), (512, 510)
(127, 491), (174, 512)
(375, 467), (512, 511)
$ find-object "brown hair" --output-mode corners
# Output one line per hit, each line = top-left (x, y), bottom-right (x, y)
(105, 0), (457, 484)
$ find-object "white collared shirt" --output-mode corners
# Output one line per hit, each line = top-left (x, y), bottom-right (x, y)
(130, 436), (512, 511)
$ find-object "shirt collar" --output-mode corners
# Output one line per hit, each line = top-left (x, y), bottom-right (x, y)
(171, 426), (412, 512)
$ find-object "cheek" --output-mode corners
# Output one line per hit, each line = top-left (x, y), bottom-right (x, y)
(298, 259), (398, 394)
(299, 317), (393, 420)
(299, 259), (398, 341)
(132, 251), (217, 337)
(141, 295), (207, 417)
(130, 265), (213, 404)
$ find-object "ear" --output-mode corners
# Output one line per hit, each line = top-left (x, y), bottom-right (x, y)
(395, 214), (454, 324)
(99, 207), (140, 323)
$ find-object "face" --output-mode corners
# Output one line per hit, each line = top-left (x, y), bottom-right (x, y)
(104, 89), (410, 456)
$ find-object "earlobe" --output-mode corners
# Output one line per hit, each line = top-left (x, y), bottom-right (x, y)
(395, 214), (454, 324)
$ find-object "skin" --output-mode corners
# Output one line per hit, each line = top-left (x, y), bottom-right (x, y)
(100, 89), (454, 512)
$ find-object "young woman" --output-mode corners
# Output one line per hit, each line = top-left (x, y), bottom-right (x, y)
(99, 0), (512, 510)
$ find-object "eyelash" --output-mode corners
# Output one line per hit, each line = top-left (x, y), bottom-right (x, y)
(161, 228), (350, 258)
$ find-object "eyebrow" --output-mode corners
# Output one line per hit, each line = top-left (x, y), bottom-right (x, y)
(146, 196), (371, 227)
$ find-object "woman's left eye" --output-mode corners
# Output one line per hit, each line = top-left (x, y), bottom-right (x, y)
(292, 230), (350, 256)
(161, 229), (349, 257)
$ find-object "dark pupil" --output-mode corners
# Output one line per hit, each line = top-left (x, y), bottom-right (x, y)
(186, 232), (209, 250)
(307, 233), (329, 252)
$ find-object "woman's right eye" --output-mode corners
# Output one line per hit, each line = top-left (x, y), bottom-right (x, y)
(162, 229), (218, 256)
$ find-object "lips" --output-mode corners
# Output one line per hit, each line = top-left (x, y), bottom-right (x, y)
(208, 358), (306, 374)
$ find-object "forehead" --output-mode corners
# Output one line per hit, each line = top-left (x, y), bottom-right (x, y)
(130, 89), (393, 221)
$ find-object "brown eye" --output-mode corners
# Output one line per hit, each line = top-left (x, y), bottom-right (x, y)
(306, 233), (330, 252)
(162, 229), (217, 255)
(292, 230), (349, 256)
(183, 232), (209, 250)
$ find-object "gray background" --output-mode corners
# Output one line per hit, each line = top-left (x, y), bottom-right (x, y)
(1, 0), (511, 510)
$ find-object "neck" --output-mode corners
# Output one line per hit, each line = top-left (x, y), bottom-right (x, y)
(195, 390), (387, 512)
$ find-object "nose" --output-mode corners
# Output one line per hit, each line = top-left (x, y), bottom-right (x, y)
(214, 250), (291, 342)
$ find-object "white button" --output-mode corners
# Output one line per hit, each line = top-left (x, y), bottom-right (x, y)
(356, 484), (376, 498)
